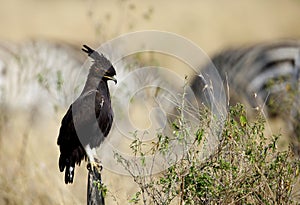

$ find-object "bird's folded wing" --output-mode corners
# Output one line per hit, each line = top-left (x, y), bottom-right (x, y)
(71, 90), (102, 129)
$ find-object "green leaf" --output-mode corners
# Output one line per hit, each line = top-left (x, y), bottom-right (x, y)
(240, 115), (247, 127)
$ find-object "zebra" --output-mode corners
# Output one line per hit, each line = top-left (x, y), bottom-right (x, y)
(191, 40), (300, 155)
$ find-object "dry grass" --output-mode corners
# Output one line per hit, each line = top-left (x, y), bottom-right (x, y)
(0, 108), (144, 204)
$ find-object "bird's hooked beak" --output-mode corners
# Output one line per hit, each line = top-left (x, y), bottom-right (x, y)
(104, 75), (117, 84)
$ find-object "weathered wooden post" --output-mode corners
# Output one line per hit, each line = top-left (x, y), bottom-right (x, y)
(87, 166), (105, 205)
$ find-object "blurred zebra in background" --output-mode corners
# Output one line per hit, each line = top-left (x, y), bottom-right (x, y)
(0, 40), (85, 115)
(191, 40), (300, 155)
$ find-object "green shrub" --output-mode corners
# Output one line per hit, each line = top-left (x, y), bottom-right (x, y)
(115, 103), (300, 204)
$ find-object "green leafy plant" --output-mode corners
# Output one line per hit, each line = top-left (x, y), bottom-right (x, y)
(93, 179), (108, 198)
(115, 102), (300, 204)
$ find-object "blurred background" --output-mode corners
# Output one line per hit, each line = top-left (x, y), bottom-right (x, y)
(2, 0), (300, 51)
(1, 0), (300, 204)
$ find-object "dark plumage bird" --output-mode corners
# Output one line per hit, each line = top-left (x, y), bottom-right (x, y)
(57, 45), (117, 184)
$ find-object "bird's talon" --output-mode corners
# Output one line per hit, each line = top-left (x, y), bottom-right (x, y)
(87, 161), (103, 173)
(86, 163), (91, 171)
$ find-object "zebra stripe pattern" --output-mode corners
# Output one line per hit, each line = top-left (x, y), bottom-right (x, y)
(191, 41), (300, 154)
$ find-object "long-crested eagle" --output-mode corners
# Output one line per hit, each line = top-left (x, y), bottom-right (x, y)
(57, 45), (117, 184)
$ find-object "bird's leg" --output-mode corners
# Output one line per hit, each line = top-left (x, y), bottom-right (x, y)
(87, 160), (102, 174)
(85, 144), (102, 174)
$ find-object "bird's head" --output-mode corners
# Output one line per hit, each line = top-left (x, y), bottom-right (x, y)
(82, 45), (117, 84)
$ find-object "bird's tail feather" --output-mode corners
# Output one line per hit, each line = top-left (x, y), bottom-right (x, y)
(59, 155), (75, 184)
(65, 165), (75, 184)
(58, 146), (86, 184)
